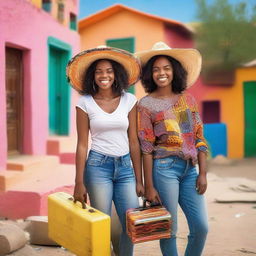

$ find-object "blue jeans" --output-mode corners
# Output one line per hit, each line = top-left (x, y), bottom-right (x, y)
(153, 156), (208, 256)
(84, 150), (139, 256)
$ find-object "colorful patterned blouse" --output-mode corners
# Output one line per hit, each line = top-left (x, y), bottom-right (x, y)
(137, 93), (208, 164)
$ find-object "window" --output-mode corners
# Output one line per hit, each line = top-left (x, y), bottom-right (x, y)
(106, 38), (135, 94)
(70, 13), (77, 30)
(106, 38), (134, 53)
(202, 100), (220, 123)
(42, 0), (51, 12)
(57, 2), (65, 23)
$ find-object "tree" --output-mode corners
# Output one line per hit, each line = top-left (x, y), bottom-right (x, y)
(194, 0), (256, 83)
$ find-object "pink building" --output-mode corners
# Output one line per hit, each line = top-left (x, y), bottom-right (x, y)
(0, 0), (79, 169)
(0, 0), (80, 218)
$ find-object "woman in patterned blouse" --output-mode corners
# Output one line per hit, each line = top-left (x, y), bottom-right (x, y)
(136, 42), (208, 256)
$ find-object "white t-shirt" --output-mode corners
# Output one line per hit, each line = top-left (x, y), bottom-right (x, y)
(76, 92), (137, 157)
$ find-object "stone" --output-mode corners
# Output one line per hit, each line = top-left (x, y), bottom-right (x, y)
(0, 222), (28, 256)
(25, 216), (58, 246)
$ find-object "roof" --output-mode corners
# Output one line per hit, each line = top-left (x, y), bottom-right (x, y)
(242, 59), (256, 67)
(79, 4), (193, 34)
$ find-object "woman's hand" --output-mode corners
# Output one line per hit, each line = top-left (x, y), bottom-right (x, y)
(73, 182), (87, 209)
(136, 182), (145, 197)
(196, 173), (207, 195)
(145, 186), (161, 204)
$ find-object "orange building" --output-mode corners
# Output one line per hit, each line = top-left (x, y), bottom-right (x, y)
(79, 4), (194, 98)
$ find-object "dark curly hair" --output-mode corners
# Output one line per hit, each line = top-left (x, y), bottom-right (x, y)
(141, 55), (187, 94)
(81, 59), (129, 96)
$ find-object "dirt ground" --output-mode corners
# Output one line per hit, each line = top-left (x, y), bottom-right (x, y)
(7, 157), (256, 256)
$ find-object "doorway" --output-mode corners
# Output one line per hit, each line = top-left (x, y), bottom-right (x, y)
(5, 47), (23, 154)
(244, 81), (256, 157)
(48, 37), (71, 135)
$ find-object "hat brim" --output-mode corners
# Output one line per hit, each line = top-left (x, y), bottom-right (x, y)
(135, 48), (202, 87)
(67, 47), (141, 92)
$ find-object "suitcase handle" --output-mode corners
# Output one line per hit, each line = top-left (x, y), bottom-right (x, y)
(69, 197), (87, 209)
(139, 198), (162, 210)
(68, 197), (97, 213)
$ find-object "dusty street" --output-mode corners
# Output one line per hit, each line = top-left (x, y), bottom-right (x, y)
(6, 157), (256, 256)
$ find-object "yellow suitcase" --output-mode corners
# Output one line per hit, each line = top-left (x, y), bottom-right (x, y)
(48, 192), (111, 256)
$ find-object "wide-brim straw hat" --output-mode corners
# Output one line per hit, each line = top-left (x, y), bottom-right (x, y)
(135, 41), (202, 87)
(66, 45), (141, 92)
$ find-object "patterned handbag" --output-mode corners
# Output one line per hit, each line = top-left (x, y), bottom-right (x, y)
(126, 200), (171, 243)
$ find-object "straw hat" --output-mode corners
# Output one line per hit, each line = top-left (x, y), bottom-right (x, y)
(135, 41), (202, 87)
(66, 45), (141, 92)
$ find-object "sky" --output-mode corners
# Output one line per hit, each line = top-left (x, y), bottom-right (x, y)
(78, 0), (255, 23)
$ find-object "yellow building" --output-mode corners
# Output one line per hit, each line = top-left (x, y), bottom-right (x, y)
(30, 0), (78, 29)
(200, 64), (256, 158)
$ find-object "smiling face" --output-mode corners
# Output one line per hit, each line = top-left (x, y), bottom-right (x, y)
(94, 60), (115, 91)
(152, 56), (173, 89)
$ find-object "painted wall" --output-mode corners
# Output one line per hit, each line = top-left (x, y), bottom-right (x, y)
(164, 24), (194, 49)
(0, 0), (80, 170)
(80, 10), (164, 50)
(30, 0), (78, 27)
(50, 0), (78, 27)
(198, 66), (256, 158)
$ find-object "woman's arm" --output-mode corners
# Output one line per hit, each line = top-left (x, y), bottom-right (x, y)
(128, 104), (144, 197)
(74, 107), (89, 208)
(137, 103), (161, 203)
(197, 151), (207, 194)
(190, 95), (208, 195)
(143, 153), (161, 203)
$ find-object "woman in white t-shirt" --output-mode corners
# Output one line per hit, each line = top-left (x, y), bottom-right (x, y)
(66, 46), (144, 256)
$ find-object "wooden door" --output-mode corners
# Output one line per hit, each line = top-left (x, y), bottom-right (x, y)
(244, 81), (256, 157)
(6, 47), (23, 154)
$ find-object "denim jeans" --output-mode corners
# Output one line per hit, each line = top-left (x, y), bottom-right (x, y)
(84, 150), (139, 256)
(153, 156), (208, 256)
